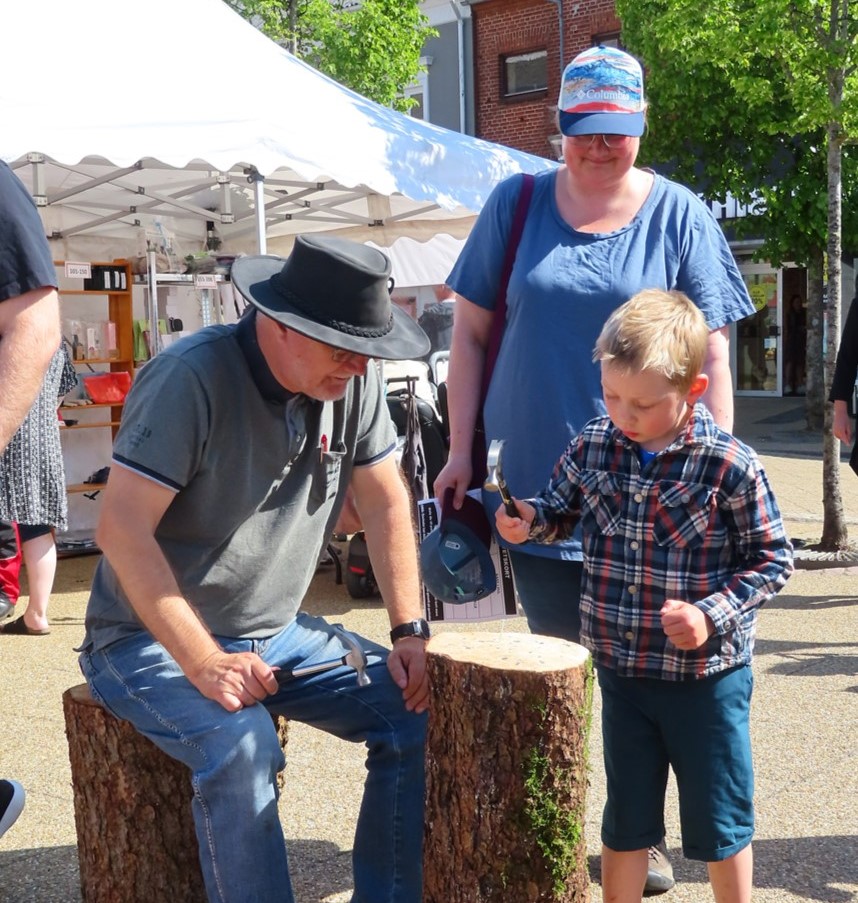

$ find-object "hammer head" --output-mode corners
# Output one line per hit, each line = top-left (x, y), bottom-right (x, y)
(332, 624), (371, 687)
(485, 438), (519, 516)
(484, 439), (506, 494)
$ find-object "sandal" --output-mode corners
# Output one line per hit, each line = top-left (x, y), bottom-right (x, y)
(0, 615), (50, 636)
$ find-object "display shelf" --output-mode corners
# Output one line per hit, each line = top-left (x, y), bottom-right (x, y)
(56, 259), (132, 502)
(66, 482), (108, 494)
(139, 262), (232, 353)
(60, 402), (125, 410)
(69, 357), (133, 366)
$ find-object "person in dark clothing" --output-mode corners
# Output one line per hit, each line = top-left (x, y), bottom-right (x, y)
(830, 293), (858, 444)
(784, 294), (807, 396)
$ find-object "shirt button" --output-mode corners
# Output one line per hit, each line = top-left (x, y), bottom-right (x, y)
(625, 631), (634, 640)
(630, 541), (639, 550)
(634, 493), (643, 503)
(628, 585), (637, 595)
(681, 493), (691, 503)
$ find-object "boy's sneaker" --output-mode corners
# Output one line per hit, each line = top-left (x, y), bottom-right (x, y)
(645, 839), (675, 893)
(0, 780), (25, 838)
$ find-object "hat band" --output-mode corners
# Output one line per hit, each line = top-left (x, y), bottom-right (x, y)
(272, 273), (394, 338)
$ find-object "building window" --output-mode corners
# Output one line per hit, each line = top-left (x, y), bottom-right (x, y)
(502, 50), (548, 98)
(406, 90), (425, 120)
(593, 33), (621, 48)
(405, 56), (431, 121)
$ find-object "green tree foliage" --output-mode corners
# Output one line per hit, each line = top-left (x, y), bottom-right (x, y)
(226, 0), (435, 112)
(616, 0), (858, 548)
(617, 0), (858, 267)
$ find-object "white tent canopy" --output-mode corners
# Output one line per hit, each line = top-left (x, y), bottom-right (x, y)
(1, 0), (556, 266)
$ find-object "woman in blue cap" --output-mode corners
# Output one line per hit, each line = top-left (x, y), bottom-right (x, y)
(434, 44), (756, 894)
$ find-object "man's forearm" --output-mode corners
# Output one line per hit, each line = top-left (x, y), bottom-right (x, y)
(98, 523), (221, 679)
(357, 486), (423, 627)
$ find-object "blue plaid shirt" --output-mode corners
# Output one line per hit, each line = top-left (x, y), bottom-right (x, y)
(528, 404), (794, 680)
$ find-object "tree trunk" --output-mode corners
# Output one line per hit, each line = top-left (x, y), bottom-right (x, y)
(821, 107), (849, 549)
(62, 683), (289, 903)
(423, 632), (593, 903)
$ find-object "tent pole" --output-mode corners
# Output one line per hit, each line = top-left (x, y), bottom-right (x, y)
(147, 250), (161, 358)
(248, 169), (267, 254)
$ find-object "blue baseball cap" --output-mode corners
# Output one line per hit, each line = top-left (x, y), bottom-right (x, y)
(420, 493), (497, 604)
(557, 45), (646, 137)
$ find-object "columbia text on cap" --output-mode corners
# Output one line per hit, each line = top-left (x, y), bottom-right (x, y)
(557, 45), (645, 137)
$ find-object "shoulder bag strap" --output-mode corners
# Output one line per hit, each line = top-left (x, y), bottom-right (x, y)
(478, 172), (535, 405)
(466, 172), (535, 489)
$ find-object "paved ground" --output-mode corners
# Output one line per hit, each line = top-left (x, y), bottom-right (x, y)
(0, 396), (856, 902)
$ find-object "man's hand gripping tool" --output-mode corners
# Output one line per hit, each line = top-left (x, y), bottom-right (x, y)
(275, 623), (371, 688)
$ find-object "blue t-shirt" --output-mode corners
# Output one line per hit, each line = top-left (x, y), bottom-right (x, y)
(447, 169), (755, 560)
(0, 161), (57, 302)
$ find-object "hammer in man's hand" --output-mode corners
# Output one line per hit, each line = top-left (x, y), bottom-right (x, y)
(275, 623), (371, 688)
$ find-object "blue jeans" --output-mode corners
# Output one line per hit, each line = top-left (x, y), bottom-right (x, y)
(79, 613), (427, 903)
(508, 551), (583, 643)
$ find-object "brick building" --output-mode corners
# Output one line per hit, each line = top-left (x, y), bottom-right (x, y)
(465, 0), (621, 158)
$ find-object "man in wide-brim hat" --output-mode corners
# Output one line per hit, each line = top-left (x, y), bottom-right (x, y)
(79, 234), (432, 902)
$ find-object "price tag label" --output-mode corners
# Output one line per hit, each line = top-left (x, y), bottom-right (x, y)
(194, 274), (218, 289)
(749, 284), (768, 312)
(65, 261), (91, 279)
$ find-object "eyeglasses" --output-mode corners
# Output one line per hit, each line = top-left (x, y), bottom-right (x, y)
(567, 134), (632, 149)
(328, 345), (370, 365)
(275, 321), (368, 365)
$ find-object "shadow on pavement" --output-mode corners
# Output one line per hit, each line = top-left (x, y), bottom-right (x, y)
(0, 845), (81, 903)
(0, 839), (356, 903)
(286, 838), (354, 902)
(764, 593), (858, 612)
(588, 835), (858, 902)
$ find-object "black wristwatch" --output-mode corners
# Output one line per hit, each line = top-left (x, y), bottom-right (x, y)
(389, 618), (431, 644)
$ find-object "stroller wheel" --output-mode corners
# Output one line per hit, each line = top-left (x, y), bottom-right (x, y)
(345, 532), (380, 599)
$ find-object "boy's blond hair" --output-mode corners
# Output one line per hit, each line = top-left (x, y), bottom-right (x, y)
(593, 289), (709, 393)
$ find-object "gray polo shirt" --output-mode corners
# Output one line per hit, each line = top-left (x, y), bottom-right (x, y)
(81, 312), (395, 652)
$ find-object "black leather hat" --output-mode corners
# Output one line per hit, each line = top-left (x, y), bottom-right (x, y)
(231, 234), (430, 361)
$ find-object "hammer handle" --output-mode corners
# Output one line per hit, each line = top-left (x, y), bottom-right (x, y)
(275, 655), (346, 685)
(497, 479), (520, 518)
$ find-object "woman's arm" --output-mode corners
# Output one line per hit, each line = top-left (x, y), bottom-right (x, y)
(432, 296), (493, 508)
(702, 326), (734, 432)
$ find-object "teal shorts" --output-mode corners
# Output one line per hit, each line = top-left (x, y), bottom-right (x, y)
(598, 664), (754, 862)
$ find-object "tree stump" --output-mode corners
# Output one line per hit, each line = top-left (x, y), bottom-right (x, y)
(423, 632), (593, 903)
(62, 683), (289, 903)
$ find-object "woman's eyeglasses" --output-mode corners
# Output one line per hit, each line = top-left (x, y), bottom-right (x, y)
(567, 134), (631, 149)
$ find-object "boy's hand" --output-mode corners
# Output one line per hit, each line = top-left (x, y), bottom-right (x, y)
(495, 499), (535, 544)
(660, 599), (714, 650)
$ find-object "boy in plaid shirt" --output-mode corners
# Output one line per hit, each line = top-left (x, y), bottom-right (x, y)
(497, 289), (793, 903)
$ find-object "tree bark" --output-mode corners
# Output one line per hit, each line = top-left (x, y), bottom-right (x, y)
(62, 683), (289, 903)
(821, 103), (849, 549)
(423, 632), (593, 903)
